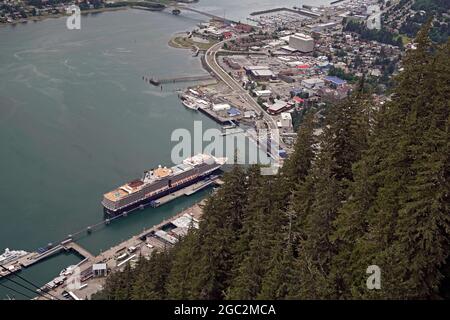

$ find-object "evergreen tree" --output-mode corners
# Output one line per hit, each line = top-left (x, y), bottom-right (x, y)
(335, 22), (450, 299)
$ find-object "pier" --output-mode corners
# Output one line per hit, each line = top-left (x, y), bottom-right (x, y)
(249, 7), (321, 18)
(144, 74), (214, 86)
(152, 176), (221, 207)
(170, 5), (242, 25)
(35, 201), (206, 300)
(198, 107), (235, 125)
(0, 176), (220, 283)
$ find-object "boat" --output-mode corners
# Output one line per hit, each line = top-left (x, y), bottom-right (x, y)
(59, 265), (77, 277)
(182, 98), (199, 110)
(180, 94), (210, 111)
(0, 248), (28, 265)
(102, 154), (227, 217)
(39, 276), (66, 293)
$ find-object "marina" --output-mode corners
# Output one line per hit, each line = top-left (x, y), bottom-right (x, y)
(0, 174), (223, 283)
(34, 201), (206, 300)
(0, 0), (329, 299)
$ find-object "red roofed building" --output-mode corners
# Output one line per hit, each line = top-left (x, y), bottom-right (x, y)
(234, 23), (253, 33)
(222, 31), (233, 39)
(293, 96), (304, 104)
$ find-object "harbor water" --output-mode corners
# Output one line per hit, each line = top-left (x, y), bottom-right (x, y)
(0, 0), (329, 299)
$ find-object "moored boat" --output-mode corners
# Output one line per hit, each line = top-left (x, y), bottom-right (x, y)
(102, 154), (227, 218)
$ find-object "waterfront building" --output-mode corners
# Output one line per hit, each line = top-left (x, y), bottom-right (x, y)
(212, 103), (231, 111)
(92, 264), (108, 277)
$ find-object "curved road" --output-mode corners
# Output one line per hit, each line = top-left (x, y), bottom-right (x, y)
(204, 40), (278, 131)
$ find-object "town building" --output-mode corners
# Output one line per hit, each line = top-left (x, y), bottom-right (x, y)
(324, 76), (347, 87)
(92, 263), (107, 277)
(301, 78), (325, 89)
(265, 100), (291, 115)
(280, 112), (293, 128)
(289, 33), (315, 53)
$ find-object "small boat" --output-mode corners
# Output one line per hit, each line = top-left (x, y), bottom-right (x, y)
(59, 265), (77, 277)
(182, 98), (199, 110)
(39, 275), (66, 293)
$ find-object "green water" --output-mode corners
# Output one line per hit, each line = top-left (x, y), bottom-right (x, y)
(0, 9), (223, 299)
(0, 0), (329, 299)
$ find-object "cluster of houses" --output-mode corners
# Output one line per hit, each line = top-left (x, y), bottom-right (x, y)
(0, 0), (109, 24)
(212, 0), (404, 130)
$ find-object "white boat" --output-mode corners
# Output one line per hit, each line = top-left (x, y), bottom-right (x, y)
(59, 265), (77, 277)
(182, 98), (199, 110)
(0, 248), (28, 265)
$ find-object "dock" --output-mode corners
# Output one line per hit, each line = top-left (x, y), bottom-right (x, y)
(151, 176), (221, 207)
(250, 7), (320, 18)
(146, 74), (213, 86)
(0, 178), (219, 282)
(35, 201), (205, 300)
(198, 107), (234, 125)
(63, 242), (95, 260)
(3, 242), (95, 272)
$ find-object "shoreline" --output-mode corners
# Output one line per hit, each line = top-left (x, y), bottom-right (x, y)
(0, 6), (127, 27)
(168, 32), (218, 51)
(36, 200), (206, 300)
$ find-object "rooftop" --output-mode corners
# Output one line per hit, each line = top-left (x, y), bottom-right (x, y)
(324, 76), (347, 85)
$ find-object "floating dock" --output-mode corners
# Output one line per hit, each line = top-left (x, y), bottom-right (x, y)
(35, 201), (206, 300)
(151, 176), (221, 207)
(0, 177), (220, 281)
(145, 74), (214, 86)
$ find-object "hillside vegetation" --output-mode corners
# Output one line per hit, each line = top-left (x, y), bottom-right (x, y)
(94, 23), (450, 300)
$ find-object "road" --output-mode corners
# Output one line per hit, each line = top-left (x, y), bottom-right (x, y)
(204, 40), (279, 132)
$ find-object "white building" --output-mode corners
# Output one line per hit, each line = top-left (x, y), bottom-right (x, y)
(280, 113), (293, 128)
(367, 4), (382, 30)
(301, 78), (325, 89)
(212, 103), (231, 111)
(367, 13), (382, 30)
(289, 33), (315, 53)
(92, 263), (107, 277)
(253, 89), (272, 97)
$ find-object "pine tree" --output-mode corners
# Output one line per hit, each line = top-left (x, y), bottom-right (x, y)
(180, 164), (250, 299)
(258, 244), (296, 299)
(336, 22), (450, 299)
(226, 173), (285, 299)
(165, 232), (201, 299)
(131, 250), (173, 299)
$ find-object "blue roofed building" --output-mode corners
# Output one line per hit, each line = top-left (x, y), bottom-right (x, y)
(227, 107), (241, 117)
(324, 76), (347, 87)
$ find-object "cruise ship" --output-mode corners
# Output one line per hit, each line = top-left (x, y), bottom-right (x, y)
(102, 154), (227, 217)
(0, 248), (28, 265)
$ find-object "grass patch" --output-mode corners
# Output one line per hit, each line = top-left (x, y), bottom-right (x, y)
(169, 36), (217, 51)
